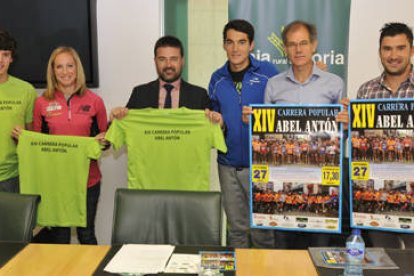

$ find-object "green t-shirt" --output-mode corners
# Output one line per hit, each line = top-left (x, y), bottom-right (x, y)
(17, 130), (102, 227)
(106, 108), (227, 191)
(0, 75), (37, 181)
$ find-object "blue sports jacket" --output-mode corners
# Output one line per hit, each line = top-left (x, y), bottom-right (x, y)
(208, 56), (278, 168)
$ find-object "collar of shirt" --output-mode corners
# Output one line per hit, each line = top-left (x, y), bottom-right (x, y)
(54, 89), (80, 102)
(159, 79), (181, 108)
(286, 63), (321, 85)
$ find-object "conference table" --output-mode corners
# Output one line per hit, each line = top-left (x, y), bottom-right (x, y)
(0, 243), (317, 276)
(1, 243), (413, 275)
(0, 243), (110, 275)
(236, 249), (318, 276)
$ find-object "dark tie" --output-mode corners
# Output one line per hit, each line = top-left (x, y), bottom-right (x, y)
(163, 84), (174, 108)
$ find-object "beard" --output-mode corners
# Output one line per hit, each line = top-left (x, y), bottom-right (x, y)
(158, 67), (181, 83)
(383, 60), (411, 76)
(384, 67), (408, 76)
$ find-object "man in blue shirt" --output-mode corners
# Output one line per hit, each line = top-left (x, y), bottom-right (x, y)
(264, 21), (345, 249)
(209, 19), (278, 248)
(265, 20), (343, 105)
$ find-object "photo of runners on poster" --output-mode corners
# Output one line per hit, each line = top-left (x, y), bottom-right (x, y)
(250, 105), (343, 233)
(349, 99), (414, 233)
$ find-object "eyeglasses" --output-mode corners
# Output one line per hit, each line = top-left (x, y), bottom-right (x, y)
(285, 40), (310, 49)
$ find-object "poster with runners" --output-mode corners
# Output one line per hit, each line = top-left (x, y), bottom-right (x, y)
(250, 104), (343, 233)
(350, 99), (414, 233)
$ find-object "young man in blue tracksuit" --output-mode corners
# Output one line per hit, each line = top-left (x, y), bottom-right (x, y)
(208, 19), (278, 248)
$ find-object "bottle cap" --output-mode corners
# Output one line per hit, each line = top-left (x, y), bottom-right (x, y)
(351, 228), (361, 235)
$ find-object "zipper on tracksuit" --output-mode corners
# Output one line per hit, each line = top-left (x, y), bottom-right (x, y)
(235, 81), (245, 167)
(67, 95), (74, 121)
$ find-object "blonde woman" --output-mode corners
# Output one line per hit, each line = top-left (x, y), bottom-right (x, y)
(32, 46), (107, 244)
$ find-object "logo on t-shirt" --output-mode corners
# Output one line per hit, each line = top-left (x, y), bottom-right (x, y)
(46, 101), (62, 112)
(46, 101), (63, 117)
(77, 105), (91, 113)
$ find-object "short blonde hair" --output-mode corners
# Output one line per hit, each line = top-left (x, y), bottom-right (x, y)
(43, 46), (87, 100)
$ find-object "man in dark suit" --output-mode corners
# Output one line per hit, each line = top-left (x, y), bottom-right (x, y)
(126, 79), (210, 110)
(111, 35), (217, 120)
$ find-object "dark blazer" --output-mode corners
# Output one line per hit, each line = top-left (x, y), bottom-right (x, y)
(126, 79), (211, 110)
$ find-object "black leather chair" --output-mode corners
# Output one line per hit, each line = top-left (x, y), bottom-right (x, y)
(368, 231), (414, 249)
(0, 192), (40, 242)
(111, 188), (222, 246)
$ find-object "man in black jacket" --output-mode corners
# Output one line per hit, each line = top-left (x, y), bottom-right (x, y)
(111, 35), (213, 119)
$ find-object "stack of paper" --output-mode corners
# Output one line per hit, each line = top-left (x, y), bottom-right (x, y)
(104, 244), (175, 274)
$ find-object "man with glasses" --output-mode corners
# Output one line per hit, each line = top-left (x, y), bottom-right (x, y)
(264, 20), (343, 105)
(263, 20), (344, 249)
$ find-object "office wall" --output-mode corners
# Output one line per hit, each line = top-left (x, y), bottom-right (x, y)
(94, 0), (161, 244)
(347, 0), (414, 99)
(91, 0), (414, 244)
(187, 0), (228, 191)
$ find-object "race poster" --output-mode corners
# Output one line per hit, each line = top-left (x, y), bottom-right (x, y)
(250, 105), (343, 233)
(349, 99), (414, 233)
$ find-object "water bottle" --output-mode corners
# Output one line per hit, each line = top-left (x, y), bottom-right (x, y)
(344, 228), (365, 276)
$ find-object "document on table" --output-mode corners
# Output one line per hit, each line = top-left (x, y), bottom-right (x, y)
(104, 244), (175, 274)
(164, 253), (201, 273)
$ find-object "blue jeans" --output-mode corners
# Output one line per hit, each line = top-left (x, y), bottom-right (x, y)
(34, 183), (101, 244)
(0, 176), (19, 193)
(218, 164), (274, 248)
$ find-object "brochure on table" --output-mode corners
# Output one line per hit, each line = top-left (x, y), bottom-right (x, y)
(308, 247), (398, 269)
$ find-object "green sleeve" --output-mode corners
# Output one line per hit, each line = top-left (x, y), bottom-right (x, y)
(87, 138), (102, 160)
(211, 122), (227, 153)
(25, 86), (38, 124)
(105, 119), (125, 151)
